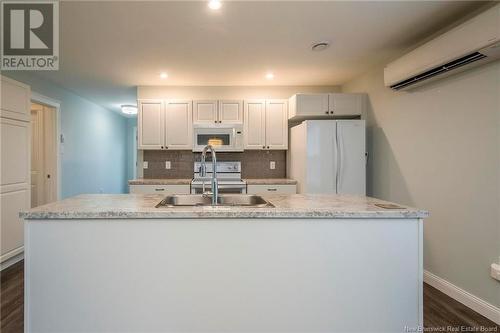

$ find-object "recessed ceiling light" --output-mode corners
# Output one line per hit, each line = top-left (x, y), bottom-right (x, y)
(208, 0), (222, 10)
(265, 72), (275, 80)
(121, 105), (138, 115)
(160, 72), (168, 79)
(311, 41), (330, 52)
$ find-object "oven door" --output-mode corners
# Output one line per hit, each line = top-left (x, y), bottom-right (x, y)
(191, 183), (247, 194)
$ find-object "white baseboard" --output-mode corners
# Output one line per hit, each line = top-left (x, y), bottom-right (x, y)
(0, 247), (24, 270)
(424, 270), (500, 325)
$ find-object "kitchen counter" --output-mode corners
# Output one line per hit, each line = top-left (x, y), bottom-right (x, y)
(244, 178), (297, 185)
(22, 193), (426, 332)
(128, 178), (192, 185)
(129, 178), (297, 185)
(20, 193), (427, 220)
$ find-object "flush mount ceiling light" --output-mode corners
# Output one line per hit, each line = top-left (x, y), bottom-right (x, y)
(208, 0), (222, 10)
(311, 41), (330, 52)
(121, 105), (138, 115)
(265, 72), (275, 80)
(160, 72), (168, 79)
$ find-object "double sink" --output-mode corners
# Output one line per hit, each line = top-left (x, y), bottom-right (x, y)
(156, 194), (274, 208)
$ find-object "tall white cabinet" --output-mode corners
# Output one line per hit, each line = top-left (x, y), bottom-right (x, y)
(244, 99), (288, 150)
(1, 76), (31, 267)
(138, 99), (192, 150)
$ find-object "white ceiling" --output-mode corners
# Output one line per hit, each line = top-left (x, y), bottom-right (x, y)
(21, 1), (487, 114)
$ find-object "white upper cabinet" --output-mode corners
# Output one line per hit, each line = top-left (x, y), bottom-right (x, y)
(289, 94), (329, 119)
(138, 100), (164, 150)
(193, 100), (218, 124)
(165, 100), (193, 150)
(244, 100), (266, 149)
(265, 100), (288, 150)
(218, 100), (243, 124)
(244, 99), (288, 150)
(329, 93), (364, 116)
(193, 100), (243, 124)
(1, 76), (31, 122)
(138, 99), (193, 150)
(289, 93), (364, 121)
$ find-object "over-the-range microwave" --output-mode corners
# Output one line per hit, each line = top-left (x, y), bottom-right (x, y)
(192, 124), (244, 152)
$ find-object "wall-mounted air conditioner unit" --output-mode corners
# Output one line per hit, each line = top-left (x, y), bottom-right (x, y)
(384, 4), (500, 91)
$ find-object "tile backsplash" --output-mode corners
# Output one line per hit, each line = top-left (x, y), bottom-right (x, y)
(143, 150), (286, 179)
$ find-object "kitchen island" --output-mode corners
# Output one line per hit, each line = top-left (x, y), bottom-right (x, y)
(21, 194), (428, 333)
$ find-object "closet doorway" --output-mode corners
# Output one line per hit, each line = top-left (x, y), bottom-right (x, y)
(30, 102), (58, 207)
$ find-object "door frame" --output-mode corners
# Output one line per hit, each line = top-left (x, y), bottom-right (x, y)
(30, 92), (61, 200)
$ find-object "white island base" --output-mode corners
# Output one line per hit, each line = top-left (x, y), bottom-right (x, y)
(25, 217), (423, 332)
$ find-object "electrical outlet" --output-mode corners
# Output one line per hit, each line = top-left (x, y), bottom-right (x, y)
(165, 161), (171, 169)
(270, 161), (276, 170)
(491, 263), (500, 282)
(143, 161), (148, 169)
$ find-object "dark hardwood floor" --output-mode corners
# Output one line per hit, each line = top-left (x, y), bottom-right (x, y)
(1, 261), (23, 333)
(1, 260), (498, 332)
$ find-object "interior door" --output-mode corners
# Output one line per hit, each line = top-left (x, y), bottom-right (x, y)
(43, 105), (57, 203)
(336, 120), (366, 195)
(244, 100), (266, 149)
(165, 100), (193, 149)
(30, 105), (44, 207)
(305, 120), (337, 193)
(193, 100), (218, 124)
(218, 100), (242, 124)
(138, 100), (164, 149)
(265, 100), (288, 149)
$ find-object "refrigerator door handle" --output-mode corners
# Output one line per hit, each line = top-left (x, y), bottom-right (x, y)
(336, 125), (343, 194)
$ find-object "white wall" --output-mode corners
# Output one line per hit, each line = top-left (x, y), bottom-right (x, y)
(137, 85), (340, 100)
(342, 61), (500, 308)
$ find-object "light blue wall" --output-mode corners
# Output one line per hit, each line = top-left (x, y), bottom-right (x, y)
(4, 72), (130, 198)
(126, 117), (137, 183)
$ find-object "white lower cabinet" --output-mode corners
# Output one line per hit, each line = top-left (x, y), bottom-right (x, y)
(129, 184), (191, 194)
(247, 184), (297, 194)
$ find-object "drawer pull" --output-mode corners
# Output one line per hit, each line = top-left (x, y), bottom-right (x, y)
(267, 188), (277, 191)
(155, 188), (165, 191)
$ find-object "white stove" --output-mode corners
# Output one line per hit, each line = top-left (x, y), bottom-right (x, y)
(191, 161), (247, 194)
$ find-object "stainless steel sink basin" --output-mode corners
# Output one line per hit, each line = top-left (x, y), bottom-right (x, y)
(156, 194), (274, 208)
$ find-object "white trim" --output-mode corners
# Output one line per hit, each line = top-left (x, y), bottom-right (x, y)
(30, 92), (62, 200)
(0, 247), (24, 270)
(424, 270), (500, 325)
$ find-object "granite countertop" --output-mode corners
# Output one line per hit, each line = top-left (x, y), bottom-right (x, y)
(244, 179), (297, 185)
(129, 178), (297, 185)
(128, 179), (192, 185)
(20, 194), (428, 220)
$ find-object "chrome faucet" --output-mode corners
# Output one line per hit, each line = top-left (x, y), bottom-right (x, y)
(200, 145), (218, 205)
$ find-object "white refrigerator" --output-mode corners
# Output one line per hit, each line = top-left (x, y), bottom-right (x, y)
(289, 120), (366, 195)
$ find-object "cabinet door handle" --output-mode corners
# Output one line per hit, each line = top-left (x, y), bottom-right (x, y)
(267, 188), (277, 191)
(165, 146), (168, 149)
(161, 146), (164, 149)
(330, 111), (334, 114)
(267, 146), (270, 149)
(155, 188), (165, 191)
(262, 145), (265, 149)
(325, 111), (329, 114)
